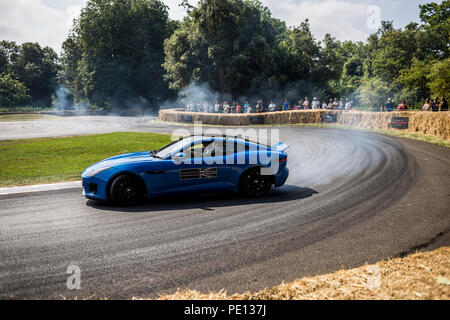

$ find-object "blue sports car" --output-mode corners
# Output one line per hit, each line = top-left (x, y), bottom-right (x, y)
(82, 135), (289, 204)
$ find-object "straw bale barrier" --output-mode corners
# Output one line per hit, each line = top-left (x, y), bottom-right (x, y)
(159, 109), (450, 140)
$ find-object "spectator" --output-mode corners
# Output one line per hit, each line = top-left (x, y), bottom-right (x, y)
(230, 101), (237, 113)
(384, 98), (395, 112)
(321, 100), (328, 109)
(422, 99), (431, 111)
(439, 97), (448, 111)
(332, 98), (339, 110)
(431, 97), (439, 112)
(312, 97), (319, 109)
(244, 101), (250, 113)
(268, 101), (277, 112)
(338, 98), (345, 110)
(303, 97), (310, 109)
(397, 100), (408, 111)
(327, 99), (334, 109)
(283, 99), (290, 111)
(214, 101), (220, 113)
(255, 100), (264, 113)
(236, 102), (242, 113)
(345, 98), (352, 110)
(223, 101), (230, 113)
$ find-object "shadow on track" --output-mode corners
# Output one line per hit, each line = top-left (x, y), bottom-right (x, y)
(86, 184), (318, 213)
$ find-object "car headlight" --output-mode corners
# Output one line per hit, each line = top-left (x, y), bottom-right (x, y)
(82, 166), (112, 178)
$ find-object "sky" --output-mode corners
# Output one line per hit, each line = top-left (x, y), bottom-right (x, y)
(0, 0), (442, 53)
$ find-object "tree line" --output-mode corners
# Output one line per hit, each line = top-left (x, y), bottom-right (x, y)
(0, 0), (448, 111)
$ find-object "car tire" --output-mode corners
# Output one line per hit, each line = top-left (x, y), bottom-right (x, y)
(239, 167), (272, 197)
(109, 174), (145, 205)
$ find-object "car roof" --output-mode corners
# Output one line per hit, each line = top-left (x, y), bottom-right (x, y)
(181, 135), (271, 148)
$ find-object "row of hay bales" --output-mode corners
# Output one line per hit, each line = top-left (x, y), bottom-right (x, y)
(159, 109), (450, 140)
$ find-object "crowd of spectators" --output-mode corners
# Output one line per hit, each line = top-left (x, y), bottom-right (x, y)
(185, 96), (448, 113)
(185, 97), (355, 113)
(382, 97), (448, 112)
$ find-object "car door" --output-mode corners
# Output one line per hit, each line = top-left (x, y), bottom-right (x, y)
(163, 139), (231, 193)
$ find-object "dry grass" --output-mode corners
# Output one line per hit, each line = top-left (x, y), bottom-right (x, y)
(153, 247), (450, 300)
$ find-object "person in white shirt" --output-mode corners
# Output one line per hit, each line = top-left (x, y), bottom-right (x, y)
(312, 97), (319, 109)
(345, 98), (352, 110)
(268, 101), (277, 112)
(223, 101), (230, 113)
(214, 101), (220, 113)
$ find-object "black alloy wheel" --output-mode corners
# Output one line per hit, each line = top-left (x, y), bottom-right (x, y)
(239, 167), (272, 197)
(109, 174), (145, 205)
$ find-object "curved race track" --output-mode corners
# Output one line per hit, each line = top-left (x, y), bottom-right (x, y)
(0, 121), (449, 299)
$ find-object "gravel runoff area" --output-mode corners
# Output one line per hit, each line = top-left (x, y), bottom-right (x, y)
(152, 247), (450, 300)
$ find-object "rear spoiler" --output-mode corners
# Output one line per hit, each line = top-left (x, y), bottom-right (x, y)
(272, 142), (289, 152)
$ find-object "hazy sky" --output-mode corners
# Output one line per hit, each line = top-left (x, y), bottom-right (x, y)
(0, 0), (442, 53)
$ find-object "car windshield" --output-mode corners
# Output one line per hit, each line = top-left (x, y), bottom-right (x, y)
(155, 137), (196, 159)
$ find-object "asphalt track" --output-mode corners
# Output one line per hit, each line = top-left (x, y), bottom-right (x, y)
(0, 117), (449, 299)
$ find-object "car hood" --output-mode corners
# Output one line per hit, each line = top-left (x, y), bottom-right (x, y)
(82, 151), (158, 176)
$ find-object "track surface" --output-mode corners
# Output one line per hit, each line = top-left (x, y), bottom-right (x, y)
(0, 118), (449, 299)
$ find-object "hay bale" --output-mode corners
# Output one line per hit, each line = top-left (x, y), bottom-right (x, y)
(159, 109), (450, 140)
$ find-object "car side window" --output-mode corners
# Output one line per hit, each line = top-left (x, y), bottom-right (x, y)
(180, 140), (225, 158)
(203, 141), (224, 157)
(185, 142), (206, 158)
(223, 140), (249, 155)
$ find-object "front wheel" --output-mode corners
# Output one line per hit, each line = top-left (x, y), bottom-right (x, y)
(239, 167), (273, 197)
(109, 174), (145, 205)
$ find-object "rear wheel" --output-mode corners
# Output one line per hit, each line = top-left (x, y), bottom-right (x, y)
(239, 167), (272, 197)
(109, 174), (145, 205)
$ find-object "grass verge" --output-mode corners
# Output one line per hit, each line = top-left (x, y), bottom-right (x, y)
(151, 247), (450, 300)
(0, 132), (172, 187)
(0, 114), (62, 122)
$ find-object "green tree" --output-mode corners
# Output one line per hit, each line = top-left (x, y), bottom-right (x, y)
(62, 0), (174, 110)
(427, 58), (450, 98)
(0, 41), (19, 75)
(416, 1), (450, 60)
(395, 58), (430, 107)
(60, 33), (83, 103)
(9, 42), (59, 107)
(0, 73), (30, 108)
(280, 20), (319, 84)
(164, 0), (286, 97)
(357, 77), (391, 109)
(371, 28), (417, 82)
